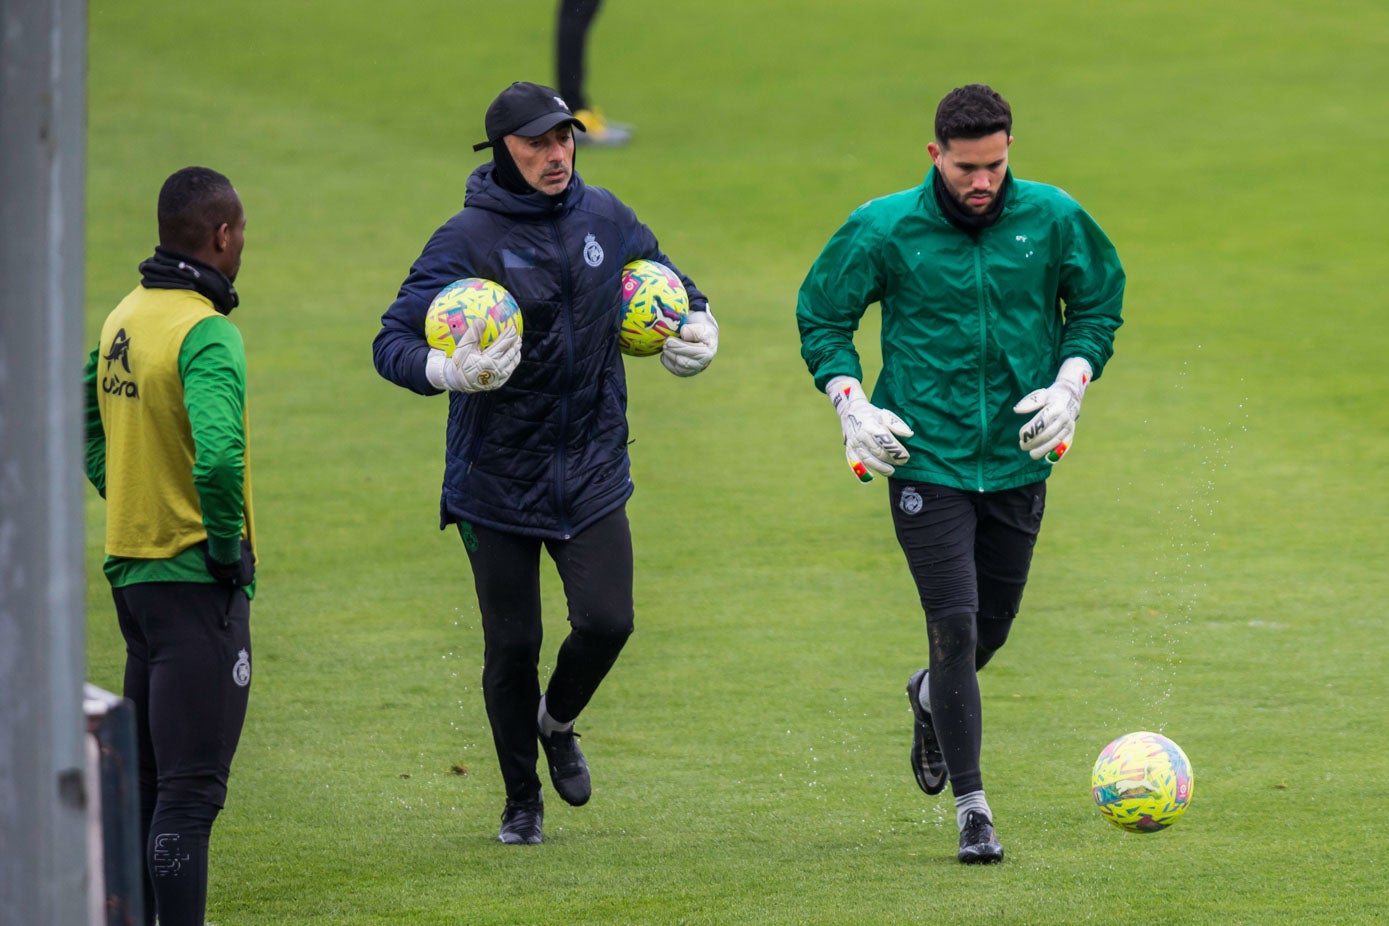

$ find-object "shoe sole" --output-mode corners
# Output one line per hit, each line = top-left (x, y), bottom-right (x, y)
(906, 671), (948, 795)
(552, 781), (590, 807)
(498, 834), (542, 845)
(959, 849), (1004, 864)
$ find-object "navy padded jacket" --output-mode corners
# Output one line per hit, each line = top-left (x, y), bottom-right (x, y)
(373, 164), (707, 539)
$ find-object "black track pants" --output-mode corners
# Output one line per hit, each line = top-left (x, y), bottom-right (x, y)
(113, 581), (251, 926)
(555, 0), (603, 110)
(460, 506), (634, 803)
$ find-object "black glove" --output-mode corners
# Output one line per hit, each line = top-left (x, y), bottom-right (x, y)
(204, 538), (256, 588)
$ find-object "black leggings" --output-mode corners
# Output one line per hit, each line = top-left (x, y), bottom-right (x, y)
(555, 0), (603, 110)
(890, 480), (1045, 796)
(113, 581), (251, 926)
(461, 506), (634, 803)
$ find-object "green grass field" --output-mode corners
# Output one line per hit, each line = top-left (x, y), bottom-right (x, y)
(83, 1), (1388, 923)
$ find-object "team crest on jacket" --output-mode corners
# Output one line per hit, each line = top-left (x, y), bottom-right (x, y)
(583, 233), (604, 268)
(233, 649), (251, 687)
(899, 486), (923, 516)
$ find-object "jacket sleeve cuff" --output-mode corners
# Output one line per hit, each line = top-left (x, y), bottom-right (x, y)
(206, 533), (242, 564)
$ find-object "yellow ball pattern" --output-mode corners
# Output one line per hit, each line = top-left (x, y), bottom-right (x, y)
(618, 260), (688, 357)
(424, 278), (522, 356)
(1091, 731), (1194, 833)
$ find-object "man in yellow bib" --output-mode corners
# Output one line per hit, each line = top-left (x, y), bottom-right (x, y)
(84, 166), (254, 926)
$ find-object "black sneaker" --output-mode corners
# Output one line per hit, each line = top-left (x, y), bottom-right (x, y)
(539, 728), (591, 806)
(499, 799), (543, 845)
(957, 811), (1004, 864)
(906, 669), (947, 795)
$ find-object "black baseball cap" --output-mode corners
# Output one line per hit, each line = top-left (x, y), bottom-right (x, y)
(472, 82), (587, 151)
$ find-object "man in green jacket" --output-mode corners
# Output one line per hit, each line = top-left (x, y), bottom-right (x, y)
(84, 166), (255, 924)
(797, 84), (1124, 864)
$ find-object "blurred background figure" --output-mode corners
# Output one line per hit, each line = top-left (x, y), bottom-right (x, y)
(556, 0), (633, 146)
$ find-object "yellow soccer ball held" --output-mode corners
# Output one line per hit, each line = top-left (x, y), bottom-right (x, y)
(619, 260), (687, 357)
(425, 278), (522, 356)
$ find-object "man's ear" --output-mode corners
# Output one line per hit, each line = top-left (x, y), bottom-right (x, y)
(212, 222), (230, 252)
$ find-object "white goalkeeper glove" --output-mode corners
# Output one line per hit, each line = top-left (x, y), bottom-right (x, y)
(826, 376), (913, 483)
(660, 308), (718, 377)
(425, 318), (521, 393)
(1013, 357), (1092, 463)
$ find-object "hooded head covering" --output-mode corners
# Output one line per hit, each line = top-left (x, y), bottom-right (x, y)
(472, 81), (586, 194)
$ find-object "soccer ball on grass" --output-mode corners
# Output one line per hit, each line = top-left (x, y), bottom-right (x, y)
(618, 259), (687, 357)
(1091, 731), (1194, 833)
(424, 278), (522, 356)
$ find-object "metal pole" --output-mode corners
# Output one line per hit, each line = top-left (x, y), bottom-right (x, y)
(84, 686), (144, 926)
(0, 0), (90, 923)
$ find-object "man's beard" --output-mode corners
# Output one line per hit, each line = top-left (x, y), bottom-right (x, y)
(954, 187), (993, 214)
(933, 169), (1010, 234)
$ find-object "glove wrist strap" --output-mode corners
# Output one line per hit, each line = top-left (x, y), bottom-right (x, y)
(426, 350), (448, 390)
(1055, 358), (1088, 391)
(1057, 357), (1092, 393)
(826, 376), (867, 412)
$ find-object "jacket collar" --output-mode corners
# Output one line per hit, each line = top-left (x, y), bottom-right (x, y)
(465, 162), (586, 218)
(925, 166), (1013, 235)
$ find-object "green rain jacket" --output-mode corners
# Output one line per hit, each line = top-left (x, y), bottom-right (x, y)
(797, 168), (1125, 493)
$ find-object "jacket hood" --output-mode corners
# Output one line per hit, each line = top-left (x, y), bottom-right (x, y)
(464, 162), (587, 219)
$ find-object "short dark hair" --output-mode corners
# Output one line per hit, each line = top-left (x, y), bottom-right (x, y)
(157, 166), (240, 254)
(934, 84), (1012, 146)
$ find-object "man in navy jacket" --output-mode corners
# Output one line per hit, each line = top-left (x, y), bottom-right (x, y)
(374, 81), (718, 845)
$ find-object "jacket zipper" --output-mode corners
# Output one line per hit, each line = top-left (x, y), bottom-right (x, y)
(551, 217), (575, 538)
(973, 243), (988, 492)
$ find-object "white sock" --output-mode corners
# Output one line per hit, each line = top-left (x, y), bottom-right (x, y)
(916, 671), (932, 712)
(955, 790), (992, 830)
(537, 695), (573, 736)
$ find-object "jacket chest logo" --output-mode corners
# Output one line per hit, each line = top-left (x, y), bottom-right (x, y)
(583, 233), (605, 268)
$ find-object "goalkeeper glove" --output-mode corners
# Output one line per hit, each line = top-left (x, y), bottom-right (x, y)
(1013, 357), (1092, 463)
(426, 319), (521, 393)
(826, 376), (912, 483)
(660, 308), (718, 377)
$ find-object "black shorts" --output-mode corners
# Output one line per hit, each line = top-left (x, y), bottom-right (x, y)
(888, 480), (1046, 623)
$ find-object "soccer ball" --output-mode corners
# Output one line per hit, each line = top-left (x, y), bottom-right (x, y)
(424, 278), (522, 356)
(619, 259), (687, 357)
(1091, 731), (1194, 833)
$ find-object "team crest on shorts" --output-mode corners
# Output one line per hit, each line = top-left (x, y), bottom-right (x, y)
(583, 233), (604, 268)
(233, 649), (251, 687)
(899, 486), (923, 516)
